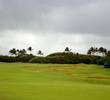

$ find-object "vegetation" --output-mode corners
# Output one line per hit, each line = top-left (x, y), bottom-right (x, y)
(27, 46), (33, 54)
(0, 46), (110, 99)
(0, 46), (110, 68)
(87, 47), (107, 56)
(97, 57), (109, 65)
(9, 48), (17, 56)
(64, 47), (70, 52)
(45, 52), (79, 64)
(29, 56), (45, 63)
(37, 50), (43, 56)
(106, 50), (110, 56)
(0, 63), (110, 100)
(104, 59), (110, 68)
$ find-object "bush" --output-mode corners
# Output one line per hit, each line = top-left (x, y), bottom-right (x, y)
(45, 56), (65, 64)
(0, 55), (17, 62)
(91, 56), (101, 64)
(29, 56), (45, 63)
(17, 54), (35, 62)
(97, 57), (109, 65)
(63, 53), (79, 64)
(78, 54), (100, 64)
(104, 59), (110, 68)
(45, 52), (79, 64)
(80, 56), (91, 64)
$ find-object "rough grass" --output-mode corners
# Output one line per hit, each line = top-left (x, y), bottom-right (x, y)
(0, 63), (110, 100)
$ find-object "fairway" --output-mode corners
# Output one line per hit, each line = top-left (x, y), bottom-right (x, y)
(0, 63), (110, 100)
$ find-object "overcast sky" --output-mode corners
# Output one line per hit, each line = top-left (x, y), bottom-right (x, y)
(0, 0), (110, 55)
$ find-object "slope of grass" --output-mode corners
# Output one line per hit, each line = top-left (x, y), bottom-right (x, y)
(0, 63), (110, 100)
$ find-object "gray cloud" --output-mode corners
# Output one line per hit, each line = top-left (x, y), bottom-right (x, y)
(0, 0), (110, 55)
(0, 0), (110, 34)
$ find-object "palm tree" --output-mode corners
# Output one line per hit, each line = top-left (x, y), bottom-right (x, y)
(103, 48), (107, 56)
(88, 47), (99, 55)
(106, 50), (110, 57)
(95, 47), (99, 55)
(89, 47), (95, 55)
(64, 47), (70, 52)
(9, 48), (17, 56)
(20, 49), (26, 54)
(37, 50), (43, 56)
(87, 50), (91, 55)
(27, 47), (33, 54)
(16, 49), (20, 56)
(99, 47), (104, 56)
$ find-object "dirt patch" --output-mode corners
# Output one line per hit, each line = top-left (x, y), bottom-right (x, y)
(64, 67), (70, 69)
(48, 67), (57, 71)
(63, 67), (70, 72)
(88, 77), (110, 80)
(73, 66), (84, 68)
(97, 78), (110, 80)
(35, 68), (45, 71)
(22, 66), (45, 71)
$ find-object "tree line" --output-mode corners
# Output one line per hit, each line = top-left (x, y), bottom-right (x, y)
(7, 46), (110, 57)
(9, 47), (43, 56)
(87, 47), (108, 56)
(0, 46), (110, 68)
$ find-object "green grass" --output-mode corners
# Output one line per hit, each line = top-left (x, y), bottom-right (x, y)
(0, 63), (110, 100)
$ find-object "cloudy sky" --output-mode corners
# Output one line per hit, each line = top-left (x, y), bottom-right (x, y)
(0, 0), (110, 55)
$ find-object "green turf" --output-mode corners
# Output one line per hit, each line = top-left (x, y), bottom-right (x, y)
(0, 63), (110, 100)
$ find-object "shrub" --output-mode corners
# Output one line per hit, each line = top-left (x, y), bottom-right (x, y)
(45, 52), (79, 64)
(0, 55), (17, 62)
(47, 52), (65, 57)
(17, 54), (35, 62)
(80, 56), (91, 64)
(78, 54), (101, 64)
(104, 59), (110, 68)
(97, 57), (109, 65)
(91, 56), (101, 64)
(63, 53), (79, 64)
(29, 56), (45, 63)
(45, 56), (65, 64)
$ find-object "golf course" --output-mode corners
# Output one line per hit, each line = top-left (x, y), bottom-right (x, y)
(0, 62), (110, 100)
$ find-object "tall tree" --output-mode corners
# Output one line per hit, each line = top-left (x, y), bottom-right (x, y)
(87, 47), (99, 55)
(9, 48), (17, 56)
(106, 50), (110, 57)
(103, 48), (107, 56)
(88, 47), (95, 55)
(27, 47), (33, 54)
(20, 49), (26, 54)
(87, 50), (91, 55)
(95, 47), (99, 55)
(37, 50), (43, 56)
(99, 47), (104, 56)
(64, 47), (70, 52)
(16, 49), (20, 56)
